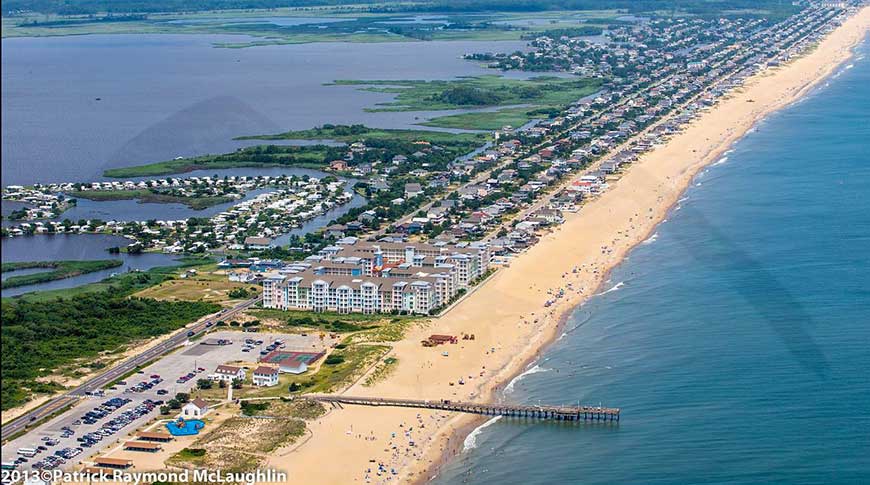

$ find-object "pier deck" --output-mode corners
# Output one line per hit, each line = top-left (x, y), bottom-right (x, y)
(308, 395), (620, 421)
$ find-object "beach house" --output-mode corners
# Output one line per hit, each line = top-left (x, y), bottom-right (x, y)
(209, 364), (246, 383)
(252, 366), (280, 387)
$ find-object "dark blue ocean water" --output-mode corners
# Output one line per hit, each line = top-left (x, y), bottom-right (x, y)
(433, 39), (870, 485)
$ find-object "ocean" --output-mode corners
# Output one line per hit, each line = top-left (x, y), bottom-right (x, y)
(433, 38), (870, 484)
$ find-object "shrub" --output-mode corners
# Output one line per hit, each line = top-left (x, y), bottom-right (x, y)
(325, 355), (345, 365)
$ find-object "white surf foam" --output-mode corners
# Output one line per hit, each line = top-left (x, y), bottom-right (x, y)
(642, 232), (659, 245)
(462, 416), (502, 452)
(596, 281), (624, 296)
(712, 156), (728, 166)
(504, 364), (549, 394)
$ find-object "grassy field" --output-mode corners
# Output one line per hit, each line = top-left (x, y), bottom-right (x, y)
(1, 260), (123, 289)
(134, 278), (260, 305)
(247, 307), (417, 334)
(67, 189), (235, 210)
(422, 106), (541, 130)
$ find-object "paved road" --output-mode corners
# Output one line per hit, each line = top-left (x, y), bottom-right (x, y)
(0, 296), (260, 442)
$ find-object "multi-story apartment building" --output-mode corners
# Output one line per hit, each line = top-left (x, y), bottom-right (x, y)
(263, 271), (449, 314)
(262, 239), (490, 315)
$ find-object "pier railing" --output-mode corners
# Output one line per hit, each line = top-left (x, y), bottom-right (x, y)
(307, 395), (619, 422)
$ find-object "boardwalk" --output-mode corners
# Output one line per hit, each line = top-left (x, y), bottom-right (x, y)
(308, 395), (620, 422)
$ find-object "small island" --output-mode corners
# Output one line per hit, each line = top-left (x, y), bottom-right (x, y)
(1, 260), (123, 289)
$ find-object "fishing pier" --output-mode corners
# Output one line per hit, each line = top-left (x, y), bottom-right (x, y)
(309, 395), (620, 422)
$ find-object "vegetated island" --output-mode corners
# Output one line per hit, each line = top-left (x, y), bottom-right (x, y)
(104, 126), (486, 178)
(102, 144), (331, 178)
(65, 189), (236, 210)
(236, 124), (486, 144)
(329, 75), (604, 130)
(1, 260), (123, 289)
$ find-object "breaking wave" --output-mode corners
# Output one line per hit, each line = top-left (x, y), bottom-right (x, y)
(504, 364), (549, 394)
(462, 416), (502, 452)
(596, 281), (624, 296)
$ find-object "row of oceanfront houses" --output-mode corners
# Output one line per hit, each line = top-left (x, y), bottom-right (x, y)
(261, 238), (491, 315)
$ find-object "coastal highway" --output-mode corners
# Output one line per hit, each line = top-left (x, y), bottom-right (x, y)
(0, 296), (260, 442)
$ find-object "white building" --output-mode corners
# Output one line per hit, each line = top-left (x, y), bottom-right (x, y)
(252, 366), (280, 387)
(209, 364), (246, 383)
(261, 240), (491, 315)
(181, 398), (209, 418)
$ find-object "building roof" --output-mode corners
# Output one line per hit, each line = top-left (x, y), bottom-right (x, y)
(136, 431), (173, 440)
(189, 398), (209, 410)
(253, 365), (279, 376)
(124, 441), (161, 450)
(215, 364), (242, 374)
(244, 236), (272, 246)
(94, 457), (133, 467)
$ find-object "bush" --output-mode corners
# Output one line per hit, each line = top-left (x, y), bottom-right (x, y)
(240, 401), (270, 415)
(197, 379), (213, 390)
(180, 448), (206, 458)
(325, 355), (345, 365)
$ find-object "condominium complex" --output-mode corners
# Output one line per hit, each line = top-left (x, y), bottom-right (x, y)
(262, 238), (490, 315)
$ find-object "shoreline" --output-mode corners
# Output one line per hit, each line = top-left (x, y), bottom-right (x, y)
(253, 8), (870, 485)
(408, 11), (870, 484)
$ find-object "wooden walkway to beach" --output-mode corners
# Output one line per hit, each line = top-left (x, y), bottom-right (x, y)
(308, 395), (620, 422)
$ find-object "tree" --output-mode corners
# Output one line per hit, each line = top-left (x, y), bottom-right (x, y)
(289, 382), (301, 392)
(159, 405), (171, 415)
(168, 398), (181, 410)
(175, 392), (190, 404)
(231, 378), (243, 389)
(197, 379), (213, 390)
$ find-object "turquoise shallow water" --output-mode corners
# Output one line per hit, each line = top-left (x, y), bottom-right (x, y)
(434, 38), (870, 485)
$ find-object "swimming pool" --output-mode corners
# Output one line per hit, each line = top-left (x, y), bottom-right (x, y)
(166, 419), (205, 436)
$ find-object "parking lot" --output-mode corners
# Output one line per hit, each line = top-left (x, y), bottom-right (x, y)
(1, 331), (329, 473)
